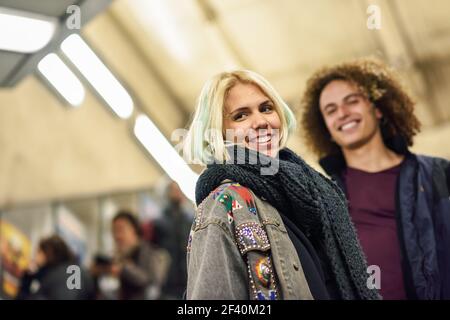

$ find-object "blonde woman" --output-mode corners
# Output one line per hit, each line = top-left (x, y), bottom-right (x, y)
(183, 70), (380, 300)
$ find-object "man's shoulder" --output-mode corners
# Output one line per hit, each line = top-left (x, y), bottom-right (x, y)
(410, 153), (450, 192)
(413, 153), (450, 171)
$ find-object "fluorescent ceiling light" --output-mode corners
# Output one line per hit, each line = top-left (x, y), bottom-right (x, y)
(0, 7), (57, 53)
(61, 34), (134, 119)
(38, 53), (85, 106)
(134, 114), (198, 202)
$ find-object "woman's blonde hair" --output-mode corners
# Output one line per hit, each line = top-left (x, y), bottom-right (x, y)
(183, 70), (297, 165)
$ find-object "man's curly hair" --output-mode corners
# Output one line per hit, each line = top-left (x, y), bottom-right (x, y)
(300, 57), (421, 158)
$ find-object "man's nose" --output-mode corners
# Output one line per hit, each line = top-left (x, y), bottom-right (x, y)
(336, 104), (350, 119)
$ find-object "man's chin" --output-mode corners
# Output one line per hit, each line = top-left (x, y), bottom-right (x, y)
(340, 138), (370, 150)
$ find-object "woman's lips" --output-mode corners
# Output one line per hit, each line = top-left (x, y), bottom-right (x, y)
(248, 134), (272, 145)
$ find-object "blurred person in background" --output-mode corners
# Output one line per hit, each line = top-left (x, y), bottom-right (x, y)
(300, 58), (450, 299)
(154, 181), (193, 299)
(183, 70), (380, 300)
(92, 210), (169, 299)
(17, 235), (94, 300)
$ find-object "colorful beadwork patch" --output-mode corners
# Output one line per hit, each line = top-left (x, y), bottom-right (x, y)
(235, 222), (270, 255)
(217, 192), (235, 223)
(211, 183), (258, 222)
(211, 182), (241, 200)
(217, 192), (233, 211)
(256, 290), (276, 300)
(255, 257), (272, 288)
(228, 184), (257, 215)
(227, 211), (234, 224)
(247, 254), (279, 300)
(232, 199), (243, 211)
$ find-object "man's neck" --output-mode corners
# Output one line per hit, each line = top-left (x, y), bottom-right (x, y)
(342, 133), (404, 173)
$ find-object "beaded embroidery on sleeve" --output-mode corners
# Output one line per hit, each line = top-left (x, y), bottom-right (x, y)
(214, 183), (279, 300)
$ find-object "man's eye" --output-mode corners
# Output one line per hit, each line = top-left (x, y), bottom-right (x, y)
(326, 108), (336, 115)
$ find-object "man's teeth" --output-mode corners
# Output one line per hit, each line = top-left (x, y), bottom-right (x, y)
(340, 121), (358, 131)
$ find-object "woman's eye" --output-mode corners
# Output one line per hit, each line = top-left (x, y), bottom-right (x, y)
(348, 99), (359, 105)
(261, 104), (274, 113)
(233, 113), (248, 121)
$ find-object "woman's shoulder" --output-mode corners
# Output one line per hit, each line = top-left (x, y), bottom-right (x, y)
(195, 182), (259, 229)
(192, 182), (273, 256)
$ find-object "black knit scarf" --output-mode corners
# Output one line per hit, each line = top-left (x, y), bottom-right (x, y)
(195, 145), (381, 300)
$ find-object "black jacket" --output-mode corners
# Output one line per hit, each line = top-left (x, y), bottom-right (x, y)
(17, 262), (95, 300)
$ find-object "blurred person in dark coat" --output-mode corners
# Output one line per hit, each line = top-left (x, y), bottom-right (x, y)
(17, 235), (94, 300)
(93, 210), (168, 300)
(154, 182), (193, 299)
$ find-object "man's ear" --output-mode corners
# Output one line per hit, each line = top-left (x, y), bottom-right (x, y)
(374, 105), (383, 120)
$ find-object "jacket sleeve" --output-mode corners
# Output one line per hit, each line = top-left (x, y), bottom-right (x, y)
(187, 206), (248, 299)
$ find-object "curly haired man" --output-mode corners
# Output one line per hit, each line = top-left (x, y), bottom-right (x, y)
(300, 58), (450, 300)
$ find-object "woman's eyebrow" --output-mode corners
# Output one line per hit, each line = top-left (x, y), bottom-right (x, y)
(227, 99), (272, 116)
(259, 99), (272, 107)
(229, 106), (251, 114)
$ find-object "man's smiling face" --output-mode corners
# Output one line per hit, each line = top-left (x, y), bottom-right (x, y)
(319, 79), (383, 151)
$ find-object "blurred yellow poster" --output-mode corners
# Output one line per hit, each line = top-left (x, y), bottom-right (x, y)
(0, 220), (32, 298)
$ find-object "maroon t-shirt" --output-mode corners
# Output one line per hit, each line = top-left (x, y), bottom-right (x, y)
(343, 163), (407, 300)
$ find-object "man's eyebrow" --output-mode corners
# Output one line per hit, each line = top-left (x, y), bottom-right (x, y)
(343, 92), (362, 102)
(322, 93), (362, 110)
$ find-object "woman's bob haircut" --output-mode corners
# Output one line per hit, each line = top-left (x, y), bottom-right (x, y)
(183, 69), (297, 165)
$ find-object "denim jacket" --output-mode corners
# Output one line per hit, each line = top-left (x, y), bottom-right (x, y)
(186, 181), (313, 300)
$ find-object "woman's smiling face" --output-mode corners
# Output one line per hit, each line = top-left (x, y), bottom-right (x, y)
(223, 82), (281, 157)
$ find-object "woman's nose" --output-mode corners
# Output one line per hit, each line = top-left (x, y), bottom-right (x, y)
(251, 112), (269, 130)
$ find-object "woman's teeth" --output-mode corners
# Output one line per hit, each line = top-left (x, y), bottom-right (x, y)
(256, 135), (271, 143)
